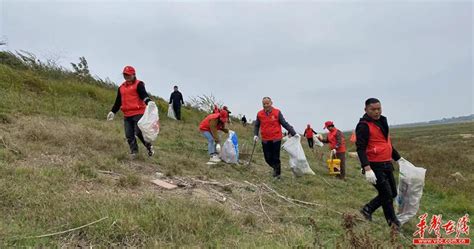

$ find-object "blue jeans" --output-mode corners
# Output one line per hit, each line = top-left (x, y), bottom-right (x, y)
(202, 131), (216, 155)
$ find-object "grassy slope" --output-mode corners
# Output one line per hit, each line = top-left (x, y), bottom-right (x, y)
(0, 55), (472, 247)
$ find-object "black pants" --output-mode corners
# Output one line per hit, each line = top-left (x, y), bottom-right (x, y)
(262, 140), (281, 176)
(307, 137), (314, 148)
(364, 162), (399, 226)
(124, 114), (151, 154)
(173, 105), (181, 120)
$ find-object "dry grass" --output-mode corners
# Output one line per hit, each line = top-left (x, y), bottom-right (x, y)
(0, 53), (472, 247)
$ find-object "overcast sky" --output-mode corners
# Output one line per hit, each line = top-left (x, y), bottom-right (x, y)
(1, 0), (472, 132)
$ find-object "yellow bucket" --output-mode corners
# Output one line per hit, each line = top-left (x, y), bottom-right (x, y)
(326, 152), (341, 176)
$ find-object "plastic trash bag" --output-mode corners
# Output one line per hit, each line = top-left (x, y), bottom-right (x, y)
(220, 130), (239, 164)
(167, 104), (177, 120)
(282, 135), (315, 177)
(138, 102), (160, 143)
(313, 134), (324, 147)
(396, 158), (426, 225)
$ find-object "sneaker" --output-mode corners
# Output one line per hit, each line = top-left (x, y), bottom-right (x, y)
(389, 219), (402, 232)
(209, 155), (221, 163)
(272, 169), (278, 177)
(130, 153), (138, 160)
(147, 145), (155, 157)
(360, 206), (372, 222)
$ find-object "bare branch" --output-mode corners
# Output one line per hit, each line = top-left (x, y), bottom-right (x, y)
(187, 94), (223, 113)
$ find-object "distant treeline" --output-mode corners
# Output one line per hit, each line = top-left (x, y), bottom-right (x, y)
(392, 114), (473, 128)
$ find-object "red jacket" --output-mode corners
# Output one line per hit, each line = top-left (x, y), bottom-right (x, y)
(327, 128), (346, 153)
(119, 80), (146, 117)
(257, 108), (282, 141)
(199, 113), (223, 132)
(364, 121), (393, 162)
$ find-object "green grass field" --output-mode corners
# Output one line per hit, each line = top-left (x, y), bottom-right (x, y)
(0, 52), (472, 248)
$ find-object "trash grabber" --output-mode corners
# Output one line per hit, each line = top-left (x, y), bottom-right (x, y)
(247, 140), (257, 166)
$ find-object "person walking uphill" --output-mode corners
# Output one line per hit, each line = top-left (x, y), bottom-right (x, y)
(107, 66), (155, 159)
(254, 97), (297, 179)
(318, 121), (346, 179)
(241, 115), (247, 127)
(356, 98), (403, 230)
(169, 85), (184, 120)
(199, 109), (229, 163)
(304, 124), (318, 149)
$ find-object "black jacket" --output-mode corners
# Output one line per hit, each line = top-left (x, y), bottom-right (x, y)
(355, 114), (401, 168)
(169, 91), (184, 107)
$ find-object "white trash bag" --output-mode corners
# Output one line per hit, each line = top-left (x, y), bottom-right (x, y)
(313, 134), (324, 147)
(220, 130), (239, 164)
(167, 104), (177, 120)
(138, 102), (160, 143)
(282, 135), (315, 177)
(396, 158), (426, 225)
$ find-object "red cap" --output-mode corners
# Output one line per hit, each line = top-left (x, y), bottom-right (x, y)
(222, 106), (231, 114)
(323, 121), (334, 129)
(123, 66), (136, 75)
(219, 110), (229, 123)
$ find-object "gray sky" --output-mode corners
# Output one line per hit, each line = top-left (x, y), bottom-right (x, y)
(1, 0), (472, 132)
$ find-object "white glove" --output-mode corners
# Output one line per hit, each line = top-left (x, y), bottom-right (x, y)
(148, 101), (156, 107)
(365, 170), (377, 185)
(331, 149), (337, 155)
(253, 136), (259, 142)
(294, 134), (300, 138)
(216, 144), (221, 153)
(107, 112), (115, 121)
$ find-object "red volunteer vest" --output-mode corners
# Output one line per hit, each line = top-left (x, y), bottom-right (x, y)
(350, 131), (356, 143)
(327, 128), (346, 153)
(257, 108), (282, 141)
(305, 128), (313, 138)
(199, 113), (223, 132)
(119, 80), (146, 117)
(364, 121), (393, 162)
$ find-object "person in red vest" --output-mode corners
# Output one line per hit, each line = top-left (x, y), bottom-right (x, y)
(222, 106), (232, 124)
(212, 105), (231, 123)
(107, 66), (154, 159)
(199, 109), (229, 163)
(318, 121), (347, 179)
(304, 124), (318, 149)
(254, 97), (297, 179)
(356, 98), (403, 230)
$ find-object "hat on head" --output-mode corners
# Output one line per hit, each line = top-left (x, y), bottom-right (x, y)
(323, 121), (334, 129)
(122, 66), (136, 75)
(219, 110), (229, 123)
